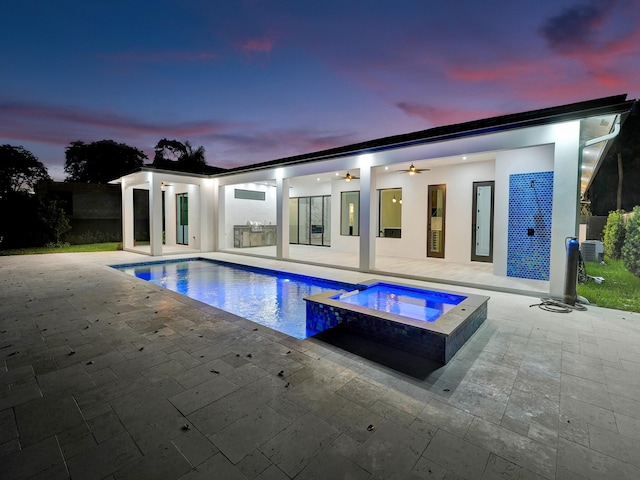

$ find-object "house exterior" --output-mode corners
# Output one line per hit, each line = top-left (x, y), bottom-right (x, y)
(112, 95), (636, 298)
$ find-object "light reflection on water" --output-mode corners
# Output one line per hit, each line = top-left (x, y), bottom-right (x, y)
(336, 284), (466, 323)
(117, 259), (355, 339)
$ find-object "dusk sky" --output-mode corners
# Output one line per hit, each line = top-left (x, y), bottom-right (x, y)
(2, 1), (639, 180)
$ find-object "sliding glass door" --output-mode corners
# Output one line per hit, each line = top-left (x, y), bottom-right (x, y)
(289, 195), (330, 246)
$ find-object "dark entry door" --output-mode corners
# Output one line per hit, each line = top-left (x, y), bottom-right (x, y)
(427, 184), (446, 258)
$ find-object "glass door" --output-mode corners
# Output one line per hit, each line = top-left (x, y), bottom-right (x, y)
(471, 181), (494, 262)
(427, 184), (446, 258)
(310, 196), (324, 245)
(176, 193), (188, 245)
(289, 196), (331, 246)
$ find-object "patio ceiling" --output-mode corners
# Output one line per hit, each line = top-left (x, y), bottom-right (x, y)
(579, 114), (620, 199)
(288, 151), (497, 189)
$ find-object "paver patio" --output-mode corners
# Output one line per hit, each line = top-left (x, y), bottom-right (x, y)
(1, 251), (640, 479)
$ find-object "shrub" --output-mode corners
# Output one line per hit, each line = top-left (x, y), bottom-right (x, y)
(622, 206), (640, 277)
(39, 199), (71, 246)
(603, 210), (626, 259)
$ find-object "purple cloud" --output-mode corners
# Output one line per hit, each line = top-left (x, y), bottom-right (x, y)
(539, 2), (606, 53)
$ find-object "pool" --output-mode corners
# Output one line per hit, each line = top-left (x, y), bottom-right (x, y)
(113, 259), (489, 364)
(112, 258), (358, 339)
(331, 283), (466, 323)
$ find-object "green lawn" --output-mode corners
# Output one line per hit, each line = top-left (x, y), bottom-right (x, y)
(0, 242), (121, 256)
(578, 258), (640, 312)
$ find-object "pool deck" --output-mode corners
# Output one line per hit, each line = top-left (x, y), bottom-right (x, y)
(2, 251), (640, 479)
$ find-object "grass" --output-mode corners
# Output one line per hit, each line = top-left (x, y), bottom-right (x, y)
(0, 242), (121, 256)
(578, 258), (640, 313)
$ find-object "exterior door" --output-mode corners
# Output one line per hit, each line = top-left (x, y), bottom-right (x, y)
(176, 193), (188, 245)
(427, 184), (446, 258)
(471, 181), (494, 262)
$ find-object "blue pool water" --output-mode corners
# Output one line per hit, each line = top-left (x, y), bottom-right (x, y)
(332, 283), (465, 323)
(113, 259), (357, 339)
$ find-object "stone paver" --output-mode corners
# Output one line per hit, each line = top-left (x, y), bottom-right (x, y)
(1, 251), (640, 479)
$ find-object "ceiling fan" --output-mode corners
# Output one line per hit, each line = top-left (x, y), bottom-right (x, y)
(397, 163), (429, 175)
(343, 171), (359, 181)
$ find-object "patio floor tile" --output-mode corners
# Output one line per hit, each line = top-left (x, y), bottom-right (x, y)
(2, 251), (640, 479)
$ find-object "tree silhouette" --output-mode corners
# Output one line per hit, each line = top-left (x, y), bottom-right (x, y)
(152, 138), (220, 174)
(0, 144), (51, 198)
(64, 140), (147, 184)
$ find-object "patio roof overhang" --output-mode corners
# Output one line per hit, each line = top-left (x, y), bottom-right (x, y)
(109, 94), (635, 186)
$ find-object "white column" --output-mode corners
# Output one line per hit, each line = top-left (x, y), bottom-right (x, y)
(149, 176), (163, 256)
(359, 163), (376, 271)
(200, 179), (215, 252)
(549, 121), (581, 298)
(217, 184), (226, 249)
(188, 184), (200, 250)
(276, 177), (290, 259)
(164, 186), (176, 247)
(122, 182), (134, 249)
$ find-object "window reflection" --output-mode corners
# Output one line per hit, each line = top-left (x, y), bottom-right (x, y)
(378, 188), (401, 238)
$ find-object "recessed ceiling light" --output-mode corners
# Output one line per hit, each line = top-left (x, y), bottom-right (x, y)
(317, 177), (320, 181)
(462, 156), (467, 160)
(384, 166), (389, 170)
(335, 172), (339, 176)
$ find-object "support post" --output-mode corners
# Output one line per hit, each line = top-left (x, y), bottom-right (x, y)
(149, 176), (163, 256)
(276, 177), (290, 259)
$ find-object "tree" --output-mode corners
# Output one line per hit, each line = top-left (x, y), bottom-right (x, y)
(64, 140), (147, 184)
(0, 145), (54, 248)
(0, 144), (51, 198)
(152, 138), (211, 174)
(622, 206), (640, 277)
(602, 210), (625, 259)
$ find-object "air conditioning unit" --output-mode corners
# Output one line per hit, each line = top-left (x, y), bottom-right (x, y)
(580, 240), (604, 262)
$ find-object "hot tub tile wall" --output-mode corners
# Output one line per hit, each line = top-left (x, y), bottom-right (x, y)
(306, 298), (488, 364)
(444, 302), (488, 363)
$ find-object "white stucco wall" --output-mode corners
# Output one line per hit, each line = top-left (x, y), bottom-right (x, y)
(330, 178), (361, 254)
(493, 144), (555, 276)
(371, 160), (497, 263)
(222, 183), (278, 249)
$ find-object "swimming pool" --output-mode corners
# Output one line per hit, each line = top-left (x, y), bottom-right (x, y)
(113, 258), (358, 339)
(331, 283), (466, 323)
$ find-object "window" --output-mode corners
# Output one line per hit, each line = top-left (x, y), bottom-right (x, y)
(234, 188), (265, 201)
(340, 191), (359, 236)
(378, 188), (402, 237)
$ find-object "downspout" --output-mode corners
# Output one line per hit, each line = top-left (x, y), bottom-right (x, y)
(582, 115), (621, 148)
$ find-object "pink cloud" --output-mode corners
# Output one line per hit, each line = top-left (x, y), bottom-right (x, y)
(395, 102), (503, 127)
(0, 100), (238, 158)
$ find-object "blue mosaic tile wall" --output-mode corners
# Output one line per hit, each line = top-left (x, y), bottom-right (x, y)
(507, 172), (554, 280)
(306, 299), (488, 364)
